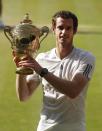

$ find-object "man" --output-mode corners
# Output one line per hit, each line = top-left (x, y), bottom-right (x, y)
(14, 10), (95, 131)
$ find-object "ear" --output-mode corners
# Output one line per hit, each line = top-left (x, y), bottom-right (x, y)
(51, 25), (55, 34)
(73, 28), (77, 34)
(74, 26), (78, 34)
(52, 20), (56, 34)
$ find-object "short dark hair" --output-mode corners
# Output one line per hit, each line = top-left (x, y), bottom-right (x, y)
(52, 10), (78, 33)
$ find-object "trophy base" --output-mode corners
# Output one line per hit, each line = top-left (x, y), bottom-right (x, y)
(16, 67), (33, 75)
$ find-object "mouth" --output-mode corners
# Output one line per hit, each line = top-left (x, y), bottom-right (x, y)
(59, 38), (66, 47)
(60, 37), (67, 42)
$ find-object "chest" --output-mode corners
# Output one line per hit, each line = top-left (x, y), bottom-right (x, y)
(40, 58), (79, 80)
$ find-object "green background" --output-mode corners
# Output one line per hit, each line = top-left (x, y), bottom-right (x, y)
(0, 0), (102, 131)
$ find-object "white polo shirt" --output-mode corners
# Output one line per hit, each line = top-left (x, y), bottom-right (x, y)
(28, 47), (95, 131)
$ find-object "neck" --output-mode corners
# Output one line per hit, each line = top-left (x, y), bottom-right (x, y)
(56, 46), (74, 59)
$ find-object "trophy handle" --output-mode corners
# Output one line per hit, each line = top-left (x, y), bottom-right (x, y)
(4, 26), (14, 48)
(39, 26), (49, 44)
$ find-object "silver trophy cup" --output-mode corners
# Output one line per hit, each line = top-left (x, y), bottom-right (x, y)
(4, 13), (49, 75)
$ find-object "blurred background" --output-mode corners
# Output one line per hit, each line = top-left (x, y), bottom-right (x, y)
(0, 0), (102, 131)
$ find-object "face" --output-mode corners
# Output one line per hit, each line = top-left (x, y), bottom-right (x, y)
(53, 17), (75, 50)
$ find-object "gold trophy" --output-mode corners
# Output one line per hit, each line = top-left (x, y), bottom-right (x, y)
(4, 13), (49, 75)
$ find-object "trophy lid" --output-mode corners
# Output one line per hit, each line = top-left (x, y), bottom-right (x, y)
(20, 13), (32, 24)
(11, 13), (41, 39)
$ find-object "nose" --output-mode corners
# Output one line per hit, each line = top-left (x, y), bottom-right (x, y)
(61, 29), (66, 35)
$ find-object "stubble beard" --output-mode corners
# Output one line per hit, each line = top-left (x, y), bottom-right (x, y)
(60, 38), (73, 50)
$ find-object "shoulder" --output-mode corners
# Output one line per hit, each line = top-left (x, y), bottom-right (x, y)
(72, 48), (95, 80)
(75, 48), (96, 64)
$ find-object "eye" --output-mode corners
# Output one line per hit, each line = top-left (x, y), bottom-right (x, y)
(58, 26), (64, 30)
(66, 26), (72, 31)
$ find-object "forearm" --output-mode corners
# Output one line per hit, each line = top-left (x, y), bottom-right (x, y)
(16, 74), (30, 101)
(30, 61), (87, 98)
(44, 73), (74, 97)
(43, 72), (88, 98)
(16, 58), (88, 99)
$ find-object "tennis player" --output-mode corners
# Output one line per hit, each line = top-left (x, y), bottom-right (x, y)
(13, 10), (95, 131)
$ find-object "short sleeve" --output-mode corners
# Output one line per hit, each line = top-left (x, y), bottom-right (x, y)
(26, 72), (41, 83)
(72, 52), (95, 80)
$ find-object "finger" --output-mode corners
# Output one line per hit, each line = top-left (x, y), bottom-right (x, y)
(13, 56), (20, 67)
(12, 50), (17, 57)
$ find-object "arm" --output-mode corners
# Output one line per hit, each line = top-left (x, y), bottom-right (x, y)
(43, 53), (95, 98)
(44, 72), (88, 98)
(16, 74), (40, 101)
(18, 58), (89, 99)
(13, 55), (40, 102)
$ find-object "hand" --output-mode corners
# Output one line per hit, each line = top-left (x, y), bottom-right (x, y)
(12, 50), (43, 74)
(12, 51), (20, 67)
(12, 50), (32, 68)
(18, 56), (36, 69)
(12, 50), (32, 67)
(18, 56), (42, 75)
